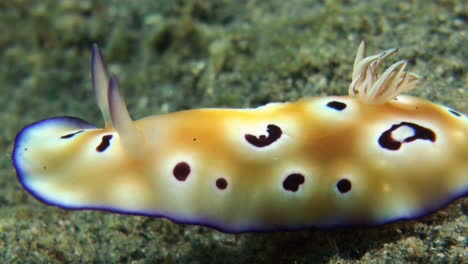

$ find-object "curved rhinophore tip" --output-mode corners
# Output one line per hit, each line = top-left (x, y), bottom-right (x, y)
(108, 76), (143, 157)
(92, 45), (144, 157)
(92, 44), (111, 127)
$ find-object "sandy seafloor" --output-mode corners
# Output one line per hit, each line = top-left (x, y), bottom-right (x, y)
(0, 0), (466, 263)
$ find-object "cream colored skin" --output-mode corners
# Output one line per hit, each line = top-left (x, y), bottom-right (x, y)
(13, 42), (467, 232)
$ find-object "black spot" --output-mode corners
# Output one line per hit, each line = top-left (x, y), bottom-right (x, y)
(245, 124), (282, 148)
(96, 134), (113, 152)
(378, 122), (436, 151)
(326, 101), (347, 111)
(60, 130), (84, 139)
(449, 110), (461, 117)
(216, 178), (228, 190)
(173, 162), (191, 181)
(24, 148), (28, 151)
(336, 179), (352, 193)
(282, 173), (305, 192)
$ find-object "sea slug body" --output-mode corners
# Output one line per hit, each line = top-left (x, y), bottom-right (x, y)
(12, 41), (467, 233)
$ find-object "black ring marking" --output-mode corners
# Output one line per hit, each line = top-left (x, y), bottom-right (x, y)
(245, 124), (282, 148)
(378, 122), (436, 151)
(61, 130), (84, 139)
(326, 101), (347, 111)
(96, 134), (113, 152)
(282, 173), (305, 192)
(173, 162), (191, 182)
(336, 179), (352, 194)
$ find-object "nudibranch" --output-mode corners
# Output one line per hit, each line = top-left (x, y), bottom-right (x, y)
(12, 41), (467, 233)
